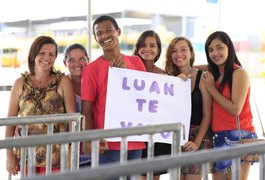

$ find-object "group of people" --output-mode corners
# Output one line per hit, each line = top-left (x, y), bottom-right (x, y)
(5, 15), (257, 180)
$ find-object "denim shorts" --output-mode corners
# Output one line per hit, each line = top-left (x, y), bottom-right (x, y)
(213, 130), (258, 172)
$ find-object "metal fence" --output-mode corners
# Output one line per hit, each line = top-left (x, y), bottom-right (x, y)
(0, 85), (12, 91)
(0, 116), (184, 180)
(22, 141), (265, 180)
(0, 113), (85, 179)
(2, 85), (265, 180)
(3, 117), (265, 180)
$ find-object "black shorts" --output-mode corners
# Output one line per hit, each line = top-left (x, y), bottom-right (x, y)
(142, 142), (171, 176)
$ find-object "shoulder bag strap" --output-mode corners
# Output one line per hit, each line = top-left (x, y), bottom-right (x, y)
(236, 116), (243, 142)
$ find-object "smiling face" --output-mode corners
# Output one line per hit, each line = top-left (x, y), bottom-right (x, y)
(34, 44), (56, 72)
(138, 36), (159, 62)
(171, 39), (192, 68)
(93, 20), (120, 51)
(65, 48), (89, 77)
(207, 38), (229, 67)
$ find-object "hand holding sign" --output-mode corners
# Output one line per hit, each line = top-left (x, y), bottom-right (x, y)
(105, 67), (191, 145)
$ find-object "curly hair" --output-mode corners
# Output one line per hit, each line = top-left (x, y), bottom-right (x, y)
(165, 36), (195, 76)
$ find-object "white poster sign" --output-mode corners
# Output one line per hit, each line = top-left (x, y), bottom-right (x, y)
(105, 67), (191, 145)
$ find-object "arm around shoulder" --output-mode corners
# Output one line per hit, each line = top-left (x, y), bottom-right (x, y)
(194, 64), (209, 71)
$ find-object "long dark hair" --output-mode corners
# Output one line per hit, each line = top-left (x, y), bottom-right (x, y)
(133, 30), (162, 63)
(205, 31), (241, 92)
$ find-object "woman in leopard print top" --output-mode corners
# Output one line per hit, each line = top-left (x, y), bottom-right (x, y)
(6, 36), (75, 176)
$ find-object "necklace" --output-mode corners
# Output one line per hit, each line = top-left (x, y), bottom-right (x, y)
(219, 68), (224, 75)
(182, 67), (193, 76)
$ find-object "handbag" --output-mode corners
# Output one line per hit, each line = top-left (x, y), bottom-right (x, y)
(236, 116), (265, 161)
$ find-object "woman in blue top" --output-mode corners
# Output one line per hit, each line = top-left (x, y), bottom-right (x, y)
(63, 43), (91, 167)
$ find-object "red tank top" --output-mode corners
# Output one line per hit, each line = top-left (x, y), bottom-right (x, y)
(212, 66), (256, 133)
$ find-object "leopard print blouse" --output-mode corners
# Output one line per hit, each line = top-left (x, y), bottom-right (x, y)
(15, 71), (66, 168)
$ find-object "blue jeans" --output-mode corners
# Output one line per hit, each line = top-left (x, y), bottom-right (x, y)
(99, 150), (143, 180)
(213, 130), (258, 172)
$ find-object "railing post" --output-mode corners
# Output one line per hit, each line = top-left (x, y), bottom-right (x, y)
(71, 119), (81, 171)
(91, 140), (99, 168)
(20, 125), (28, 178)
(169, 129), (181, 180)
(0, 113), (83, 179)
(260, 153), (265, 180)
(231, 157), (240, 180)
(45, 123), (53, 175)
(201, 163), (209, 180)
(27, 146), (36, 177)
(146, 134), (154, 180)
(120, 136), (128, 180)
(60, 143), (69, 172)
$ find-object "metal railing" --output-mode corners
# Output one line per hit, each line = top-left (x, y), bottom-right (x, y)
(0, 113), (84, 179)
(0, 85), (12, 91)
(2, 84), (265, 180)
(0, 85), (185, 180)
(0, 120), (184, 180)
(23, 140), (265, 180)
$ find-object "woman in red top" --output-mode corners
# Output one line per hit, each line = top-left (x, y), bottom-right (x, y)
(203, 31), (257, 180)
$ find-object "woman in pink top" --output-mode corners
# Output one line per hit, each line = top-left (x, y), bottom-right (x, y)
(203, 31), (257, 180)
